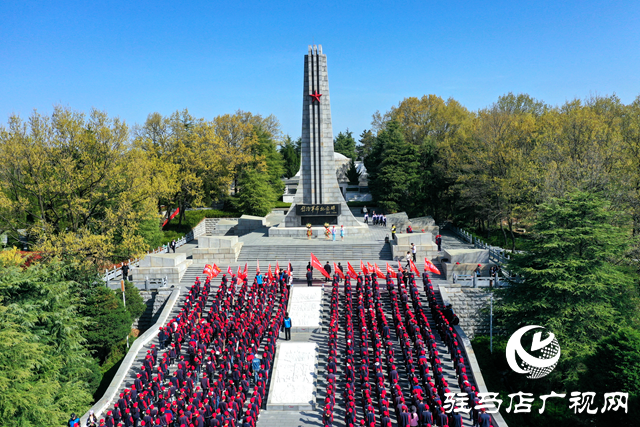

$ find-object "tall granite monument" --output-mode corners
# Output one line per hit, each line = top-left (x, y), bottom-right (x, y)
(272, 45), (364, 236)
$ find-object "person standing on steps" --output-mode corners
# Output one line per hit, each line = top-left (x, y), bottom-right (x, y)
(324, 261), (332, 282)
(340, 225), (345, 241)
(121, 262), (130, 282)
(282, 312), (292, 340)
(306, 268), (313, 287)
(391, 224), (397, 241)
(332, 225), (336, 241)
(411, 243), (417, 262)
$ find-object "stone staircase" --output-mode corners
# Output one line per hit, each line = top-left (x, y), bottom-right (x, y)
(238, 242), (392, 262)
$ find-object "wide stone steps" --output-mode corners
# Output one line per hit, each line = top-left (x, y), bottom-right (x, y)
(237, 243), (392, 262)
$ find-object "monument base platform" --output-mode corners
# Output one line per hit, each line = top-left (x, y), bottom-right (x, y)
(268, 225), (370, 238)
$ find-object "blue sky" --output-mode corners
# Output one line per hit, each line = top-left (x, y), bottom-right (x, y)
(1, 1), (639, 140)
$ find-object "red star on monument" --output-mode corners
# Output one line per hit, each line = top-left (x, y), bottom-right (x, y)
(309, 90), (322, 103)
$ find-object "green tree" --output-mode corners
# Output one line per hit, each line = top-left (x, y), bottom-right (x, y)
(496, 191), (639, 384)
(0, 252), (98, 426)
(122, 281), (146, 323)
(234, 169), (276, 216)
(346, 159), (361, 186)
(334, 129), (357, 160)
(366, 121), (420, 213)
(581, 327), (640, 422)
(280, 135), (301, 178)
(82, 285), (132, 362)
(356, 129), (376, 160)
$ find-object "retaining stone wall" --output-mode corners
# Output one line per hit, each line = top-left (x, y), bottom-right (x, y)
(132, 290), (171, 331)
(441, 285), (493, 339)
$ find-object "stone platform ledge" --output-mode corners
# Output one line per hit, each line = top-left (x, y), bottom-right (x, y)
(266, 342), (318, 411)
(268, 225), (371, 238)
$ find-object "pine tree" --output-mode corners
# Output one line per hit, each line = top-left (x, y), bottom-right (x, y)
(346, 159), (361, 186)
(367, 121), (420, 213)
(496, 191), (640, 383)
(334, 130), (357, 160)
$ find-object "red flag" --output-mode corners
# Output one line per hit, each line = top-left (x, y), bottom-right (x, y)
(361, 260), (369, 274)
(203, 264), (213, 278)
(409, 259), (420, 275)
(386, 263), (397, 279)
(311, 253), (330, 278)
(275, 261), (280, 274)
(347, 262), (358, 279)
(287, 261), (291, 276)
(374, 263), (385, 279)
(243, 263), (248, 279)
(268, 264), (273, 281)
(256, 260), (260, 273)
(367, 262), (375, 274)
(398, 261), (404, 273)
(211, 264), (221, 277)
(425, 258), (441, 275)
(334, 263), (345, 279)
(236, 265), (242, 278)
(227, 266), (233, 276)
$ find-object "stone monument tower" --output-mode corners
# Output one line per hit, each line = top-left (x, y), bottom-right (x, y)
(277, 45), (362, 232)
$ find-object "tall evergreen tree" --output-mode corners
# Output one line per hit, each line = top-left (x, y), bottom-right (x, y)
(357, 129), (376, 160)
(279, 135), (301, 178)
(496, 191), (640, 383)
(346, 159), (361, 186)
(367, 121), (420, 213)
(334, 130), (357, 160)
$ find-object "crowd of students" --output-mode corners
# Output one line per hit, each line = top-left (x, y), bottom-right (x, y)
(87, 270), (290, 427)
(321, 270), (494, 427)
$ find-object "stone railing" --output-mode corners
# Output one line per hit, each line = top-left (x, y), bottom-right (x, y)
(103, 217), (237, 287)
(81, 286), (181, 425)
(449, 225), (511, 268)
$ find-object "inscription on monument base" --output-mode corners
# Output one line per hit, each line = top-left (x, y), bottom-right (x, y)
(296, 204), (341, 216)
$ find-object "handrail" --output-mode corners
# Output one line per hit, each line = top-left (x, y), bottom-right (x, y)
(448, 225), (512, 270)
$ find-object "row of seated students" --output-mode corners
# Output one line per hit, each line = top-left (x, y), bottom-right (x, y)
(95, 271), (289, 427)
(322, 270), (493, 427)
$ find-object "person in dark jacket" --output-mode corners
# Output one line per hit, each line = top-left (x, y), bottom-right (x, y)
(306, 268), (313, 287)
(324, 262), (332, 282)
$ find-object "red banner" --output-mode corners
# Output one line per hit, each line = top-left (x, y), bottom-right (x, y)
(311, 253), (330, 278)
(409, 259), (420, 275)
(203, 264), (213, 278)
(386, 263), (397, 279)
(256, 260), (260, 273)
(287, 261), (291, 276)
(275, 261), (280, 275)
(211, 264), (221, 277)
(374, 263), (385, 279)
(334, 262), (345, 279)
(347, 262), (358, 279)
(425, 258), (441, 275)
(268, 264), (273, 281)
(361, 260), (369, 274)
(398, 261), (404, 273)
(367, 262), (375, 274)
(227, 266), (233, 276)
